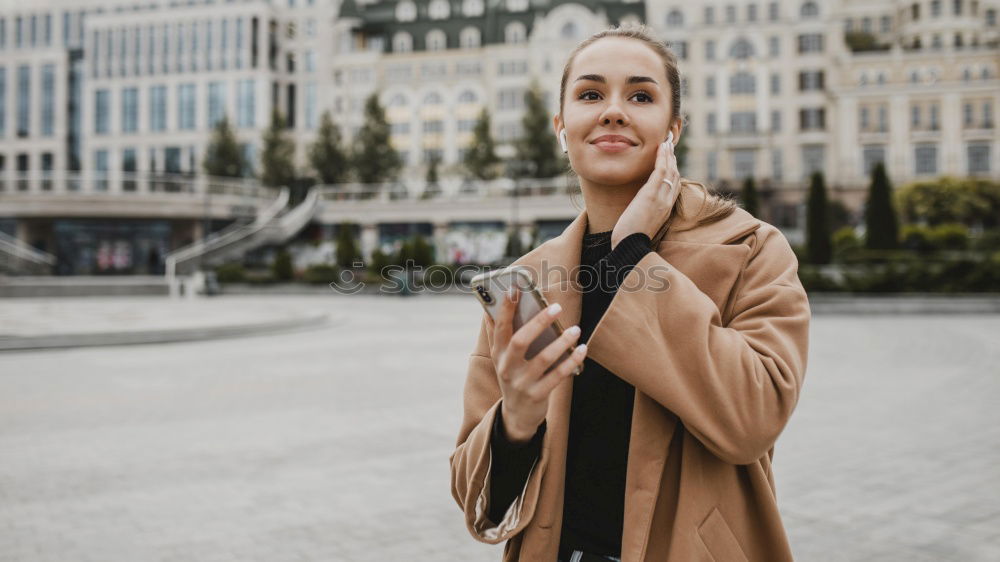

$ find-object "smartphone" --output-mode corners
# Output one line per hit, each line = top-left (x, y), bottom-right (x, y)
(470, 266), (583, 376)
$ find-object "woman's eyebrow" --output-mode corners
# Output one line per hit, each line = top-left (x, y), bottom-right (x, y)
(574, 74), (658, 85)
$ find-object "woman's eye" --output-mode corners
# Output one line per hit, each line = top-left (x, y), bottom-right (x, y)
(578, 90), (654, 103)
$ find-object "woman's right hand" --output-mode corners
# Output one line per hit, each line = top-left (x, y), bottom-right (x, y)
(485, 286), (588, 444)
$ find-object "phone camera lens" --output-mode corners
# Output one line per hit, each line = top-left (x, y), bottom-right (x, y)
(476, 286), (493, 304)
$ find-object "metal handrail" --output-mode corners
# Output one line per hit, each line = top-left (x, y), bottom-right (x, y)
(164, 188), (289, 280)
(0, 230), (57, 274)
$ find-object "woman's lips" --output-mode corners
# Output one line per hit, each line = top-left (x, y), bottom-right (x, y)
(592, 141), (634, 153)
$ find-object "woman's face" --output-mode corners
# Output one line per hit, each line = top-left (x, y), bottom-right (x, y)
(554, 37), (679, 186)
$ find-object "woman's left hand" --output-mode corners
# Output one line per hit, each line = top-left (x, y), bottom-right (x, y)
(611, 139), (682, 249)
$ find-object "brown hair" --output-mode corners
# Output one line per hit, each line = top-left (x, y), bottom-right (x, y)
(559, 23), (739, 247)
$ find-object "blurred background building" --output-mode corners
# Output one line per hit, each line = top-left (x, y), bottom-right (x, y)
(0, 0), (997, 278)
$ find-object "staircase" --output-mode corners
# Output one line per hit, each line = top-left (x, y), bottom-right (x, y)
(165, 187), (321, 296)
(0, 231), (57, 275)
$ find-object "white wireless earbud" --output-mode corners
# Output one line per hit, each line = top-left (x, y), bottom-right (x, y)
(559, 130), (568, 153)
(666, 131), (674, 146)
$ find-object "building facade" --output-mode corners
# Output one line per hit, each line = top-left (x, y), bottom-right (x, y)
(0, 0), (997, 272)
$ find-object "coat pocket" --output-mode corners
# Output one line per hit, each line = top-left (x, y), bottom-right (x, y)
(697, 506), (749, 562)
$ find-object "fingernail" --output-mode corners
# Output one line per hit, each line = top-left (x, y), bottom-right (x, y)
(547, 303), (562, 316)
(566, 325), (581, 336)
(576, 343), (588, 353)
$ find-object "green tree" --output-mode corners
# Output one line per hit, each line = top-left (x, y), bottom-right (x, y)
(260, 109), (297, 188)
(740, 176), (759, 217)
(673, 130), (690, 173)
(308, 111), (350, 185)
(352, 93), (403, 184)
(335, 223), (362, 269)
(514, 80), (563, 179)
(202, 115), (246, 178)
(426, 152), (440, 184)
(806, 171), (833, 264)
(865, 162), (899, 249)
(272, 247), (293, 281)
(463, 107), (501, 180)
(505, 228), (523, 258)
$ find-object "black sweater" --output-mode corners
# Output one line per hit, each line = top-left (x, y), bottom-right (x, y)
(487, 229), (653, 558)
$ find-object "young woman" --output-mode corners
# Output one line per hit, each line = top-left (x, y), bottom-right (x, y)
(450, 24), (811, 562)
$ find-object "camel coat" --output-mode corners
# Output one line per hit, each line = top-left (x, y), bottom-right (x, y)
(449, 191), (811, 562)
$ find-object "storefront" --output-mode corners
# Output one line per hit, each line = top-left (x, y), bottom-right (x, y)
(53, 219), (171, 276)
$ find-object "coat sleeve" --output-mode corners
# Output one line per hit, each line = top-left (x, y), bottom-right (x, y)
(584, 224), (811, 465)
(449, 311), (551, 544)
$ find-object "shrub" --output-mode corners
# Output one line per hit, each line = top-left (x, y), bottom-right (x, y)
(303, 263), (340, 284)
(215, 263), (246, 283)
(928, 223), (969, 251)
(272, 248), (293, 281)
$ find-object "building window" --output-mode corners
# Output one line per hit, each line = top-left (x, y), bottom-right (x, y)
(208, 82), (225, 128)
(428, 0), (450, 19)
(878, 105), (888, 132)
(463, 0), (484, 17)
(799, 107), (826, 130)
(671, 40), (688, 60)
(707, 151), (718, 180)
(798, 33), (824, 53)
(771, 73), (780, 95)
(426, 29), (446, 51)
(0, 67), (6, 138)
(393, 31), (413, 53)
(396, 1), (417, 22)
(862, 145), (886, 175)
(95, 88), (110, 134)
(305, 82), (317, 129)
(798, 70), (825, 91)
(705, 39), (716, 60)
(707, 112), (717, 134)
(460, 27), (481, 49)
(237, 79), (255, 128)
(16, 65), (29, 137)
(730, 72), (756, 94)
(800, 1), (819, 18)
(704, 6), (715, 24)
(771, 109), (781, 132)
(748, 4), (758, 22)
(422, 120), (444, 134)
(914, 144), (938, 174)
(505, 22), (526, 44)
(177, 83), (196, 130)
(42, 64), (55, 136)
(706, 76), (716, 97)
(730, 112), (757, 134)
(730, 38), (754, 59)
(772, 148), (783, 181)
(149, 85), (166, 131)
(769, 36), (779, 57)
(726, 5), (736, 23)
(732, 149), (755, 180)
(801, 144), (825, 179)
(881, 15), (892, 32)
(667, 9), (684, 27)
(967, 143), (990, 174)
(93, 150), (109, 190)
(769, 2), (780, 21)
(498, 88), (525, 111)
(121, 87), (138, 133)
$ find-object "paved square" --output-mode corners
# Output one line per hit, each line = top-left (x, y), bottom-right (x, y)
(0, 295), (998, 561)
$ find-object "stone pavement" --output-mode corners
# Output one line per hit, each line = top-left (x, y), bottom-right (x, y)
(0, 294), (998, 561)
(0, 296), (328, 350)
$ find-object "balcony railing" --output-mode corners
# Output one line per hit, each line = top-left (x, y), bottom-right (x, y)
(0, 170), (270, 199)
(318, 175), (580, 202)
